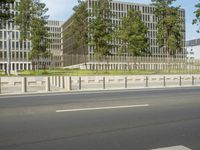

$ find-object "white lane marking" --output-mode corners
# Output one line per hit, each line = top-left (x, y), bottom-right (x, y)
(151, 145), (192, 150)
(56, 104), (149, 113)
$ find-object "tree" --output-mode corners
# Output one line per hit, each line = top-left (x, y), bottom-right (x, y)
(193, 1), (200, 33)
(89, 0), (113, 59)
(0, 0), (14, 22)
(15, 0), (49, 69)
(151, 0), (183, 57)
(117, 10), (150, 56)
(65, 0), (89, 54)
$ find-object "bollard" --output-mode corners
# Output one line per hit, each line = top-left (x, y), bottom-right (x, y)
(103, 77), (106, 89)
(0, 77), (1, 94)
(79, 77), (81, 90)
(180, 76), (182, 86)
(55, 76), (57, 87)
(65, 76), (72, 91)
(45, 76), (50, 92)
(125, 76), (127, 88)
(146, 76), (148, 87)
(164, 76), (166, 87)
(53, 76), (56, 86)
(192, 76), (195, 86)
(21, 77), (27, 93)
(61, 76), (65, 89)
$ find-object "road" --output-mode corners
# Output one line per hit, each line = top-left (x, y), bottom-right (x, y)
(0, 87), (200, 150)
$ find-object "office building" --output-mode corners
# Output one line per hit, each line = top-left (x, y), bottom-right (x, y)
(0, 0), (63, 72)
(62, 0), (186, 66)
(186, 39), (200, 59)
(47, 20), (63, 68)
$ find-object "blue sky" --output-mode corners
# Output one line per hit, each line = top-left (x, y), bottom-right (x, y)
(42, 0), (200, 41)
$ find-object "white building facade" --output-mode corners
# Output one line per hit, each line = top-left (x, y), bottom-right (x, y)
(0, 0), (32, 72)
(0, 1), (63, 72)
(186, 39), (200, 59)
(47, 20), (63, 68)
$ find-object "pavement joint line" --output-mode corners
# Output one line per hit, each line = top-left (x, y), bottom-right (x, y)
(56, 104), (150, 113)
(0, 86), (199, 99)
(151, 145), (192, 150)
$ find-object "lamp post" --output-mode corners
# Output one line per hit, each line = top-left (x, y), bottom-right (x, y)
(7, 30), (12, 76)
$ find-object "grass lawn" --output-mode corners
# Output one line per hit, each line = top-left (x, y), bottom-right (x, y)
(16, 69), (200, 76)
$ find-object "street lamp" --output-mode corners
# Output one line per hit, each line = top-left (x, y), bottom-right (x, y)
(6, 21), (13, 76)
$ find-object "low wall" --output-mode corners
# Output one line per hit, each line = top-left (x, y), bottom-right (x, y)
(0, 75), (200, 94)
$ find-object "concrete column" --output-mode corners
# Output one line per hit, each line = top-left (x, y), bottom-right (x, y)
(45, 77), (50, 92)
(21, 77), (27, 93)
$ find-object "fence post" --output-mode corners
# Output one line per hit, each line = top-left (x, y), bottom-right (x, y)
(103, 77), (106, 89)
(45, 76), (50, 92)
(192, 76), (195, 86)
(179, 76), (182, 86)
(164, 76), (166, 87)
(79, 76), (81, 90)
(125, 76), (128, 88)
(146, 76), (148, 87)
(0, 77), (1, 94)
(21, 77), (27, 93)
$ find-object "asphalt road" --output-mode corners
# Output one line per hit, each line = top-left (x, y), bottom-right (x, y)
(0, 87), (200, 150)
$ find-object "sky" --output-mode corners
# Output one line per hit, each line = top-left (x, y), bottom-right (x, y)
(42, 0), (200, 41)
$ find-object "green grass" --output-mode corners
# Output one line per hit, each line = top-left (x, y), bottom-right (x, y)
(16, 69), (200, 76)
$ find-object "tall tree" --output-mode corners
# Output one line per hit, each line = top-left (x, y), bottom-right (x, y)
(151, 0), (183, 57)
(117, 10), (149, 56)
(0, 0), (14, 22)
(15, 0), (49, 65)
(89, 0), (113, 59)
(65, 0), (89, 55)
(193, 1), (200, 33)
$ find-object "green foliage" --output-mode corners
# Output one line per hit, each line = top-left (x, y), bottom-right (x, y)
(193, 1), (200, 33)
(151, 0), (183, 56)
(65, 0), (89, 54)
(117, 10), (150, 56)
(15, 0), (49, 59)
(89, 0), (113, 58)
(0, 0), (14, 22)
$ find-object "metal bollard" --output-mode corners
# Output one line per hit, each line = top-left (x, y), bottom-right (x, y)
(125, 76), (127, 88)
(45, 76), (50, 92)
(0, 77), (1, 94)
(79, 77), (81, 90)
(192, 76), (195, 86)
(61, 76), (65, 89)
(164, 76), (166, 87)
(146, 76), (148, 87)
(21, 77), (27, 93)
(180, 76), (182, 86)
(103, 77), (106, 89)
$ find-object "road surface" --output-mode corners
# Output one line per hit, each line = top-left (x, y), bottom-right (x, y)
(0, 87), (200, 150)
